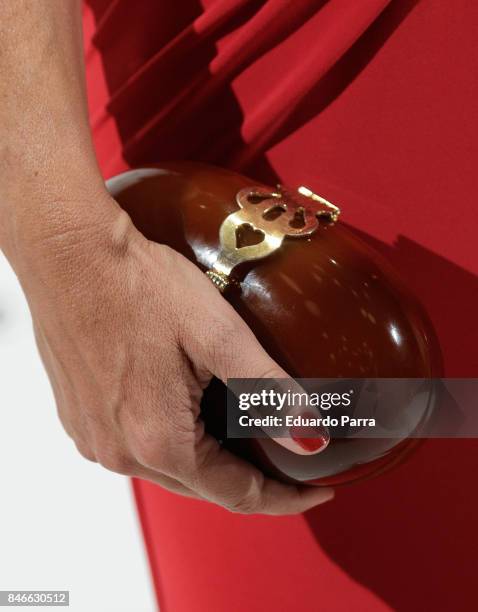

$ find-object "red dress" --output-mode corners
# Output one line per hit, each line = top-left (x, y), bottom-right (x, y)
(83, 1), (478, 610)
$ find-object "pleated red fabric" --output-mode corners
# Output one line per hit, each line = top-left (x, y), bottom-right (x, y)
(83, 1), (478, 610)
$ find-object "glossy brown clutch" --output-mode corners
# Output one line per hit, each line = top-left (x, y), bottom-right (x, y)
(108, 162), (439, 486)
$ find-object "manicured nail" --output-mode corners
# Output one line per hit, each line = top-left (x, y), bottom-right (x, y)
(289, 411), (330, 454)
(291, 432), (329, 452)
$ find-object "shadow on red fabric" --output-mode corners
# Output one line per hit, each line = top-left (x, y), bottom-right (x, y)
(83, 1), (478, 610)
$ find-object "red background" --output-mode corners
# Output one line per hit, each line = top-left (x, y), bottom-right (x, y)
(83, 1), (478, 610)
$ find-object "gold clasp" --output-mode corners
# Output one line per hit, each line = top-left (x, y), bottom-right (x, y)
(206, 185), (340, 292)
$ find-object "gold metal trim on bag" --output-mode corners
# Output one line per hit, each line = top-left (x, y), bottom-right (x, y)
(206, 185), (340, 292)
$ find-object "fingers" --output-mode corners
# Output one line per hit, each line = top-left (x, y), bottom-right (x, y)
(118, 401), (334, 514)
(71, 420), (332, 513)
(183, 295), (330, 456)
(38, 242), (334, 516)
(72, 435), (203, 500)
(171, 432), (334, 515)
(133, 467), (204, 500)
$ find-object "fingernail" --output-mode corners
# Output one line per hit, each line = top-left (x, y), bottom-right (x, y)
(289, 411), (330, 454)
(291, 432), (329, 452)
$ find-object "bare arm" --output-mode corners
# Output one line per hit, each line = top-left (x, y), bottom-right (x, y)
(0, 1), (110, 260)
(0, 0), (333, 514)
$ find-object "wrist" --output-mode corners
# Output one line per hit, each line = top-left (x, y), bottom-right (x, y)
(1, 176), (127, 283)
(0, 144), (109, 253)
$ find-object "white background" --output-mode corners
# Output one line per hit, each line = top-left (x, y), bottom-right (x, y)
(0, 254), (156, 611)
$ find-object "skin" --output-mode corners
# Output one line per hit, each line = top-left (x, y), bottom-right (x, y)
(0, 0), (333, 514)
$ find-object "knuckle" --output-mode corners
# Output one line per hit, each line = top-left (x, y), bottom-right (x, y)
(191, 443), (265, 515)
(74, 441), (97, 464)
(130, 432), (169, 472)
(126, 413), (189, 475)
(226, 492), (263, 515)
(96, 447), (134, 475)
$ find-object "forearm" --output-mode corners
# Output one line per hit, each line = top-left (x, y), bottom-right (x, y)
(0, 0), (115, 267)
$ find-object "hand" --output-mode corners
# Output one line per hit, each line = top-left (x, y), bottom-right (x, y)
(0, 0), (332, 516)
(16, 195), (334, 515)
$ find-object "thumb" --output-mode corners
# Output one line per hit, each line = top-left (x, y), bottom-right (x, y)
(191, 306), (330, 456)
